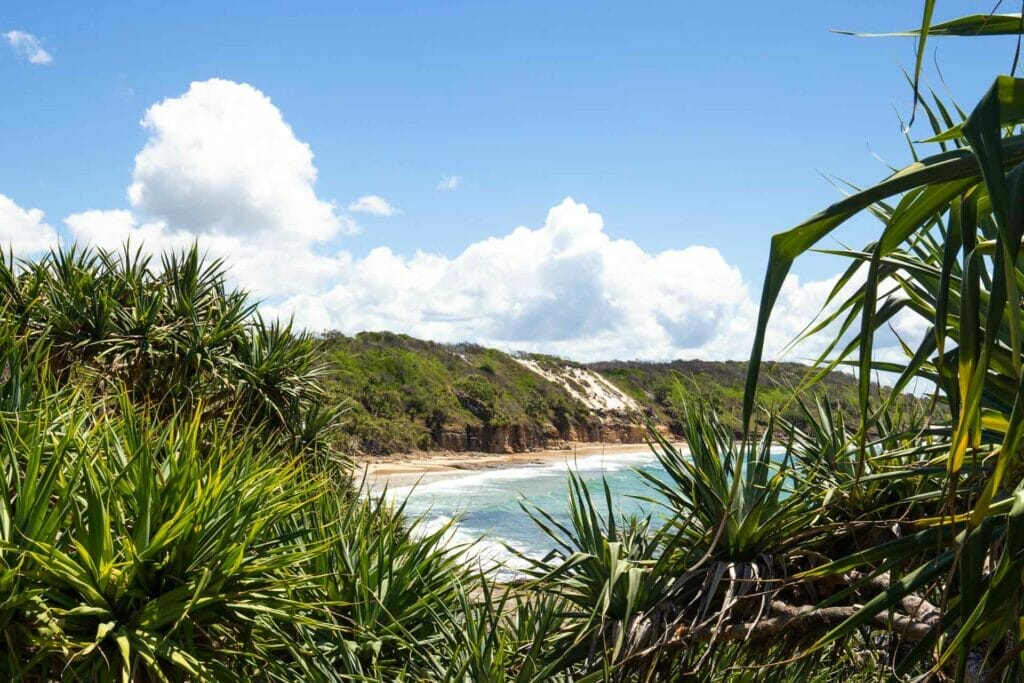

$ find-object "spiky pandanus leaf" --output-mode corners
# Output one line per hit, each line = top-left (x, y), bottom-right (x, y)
(743, 29), (1024, 673)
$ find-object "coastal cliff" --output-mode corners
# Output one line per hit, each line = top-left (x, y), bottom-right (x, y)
(317, 331), (870, 456)
(429, 422), (648, 454)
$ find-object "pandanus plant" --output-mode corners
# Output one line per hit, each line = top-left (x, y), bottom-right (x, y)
(513, 405), (831, 679)
(0, 392), (325, 681)
(0, 244), (331, 452)
(632, 407), (828, 674)
(515, 470), (671, 675)
(741, 7), (1024, 679)
(0, 244), (508, 682)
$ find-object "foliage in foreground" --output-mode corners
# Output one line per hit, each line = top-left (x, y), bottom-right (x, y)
(0, 245), (330, 453)
(512, 404), (946, 680)
(1, 244), (911, 682)
(726, 6), (1024, 679)
(491, 7), (1024, 682)
(0, 245), (545, 681)
(12, 5), (1024, 681)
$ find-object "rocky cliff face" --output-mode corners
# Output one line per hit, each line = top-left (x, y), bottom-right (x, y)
(428, 360), (650, 453)
(431, 419), (649, 454)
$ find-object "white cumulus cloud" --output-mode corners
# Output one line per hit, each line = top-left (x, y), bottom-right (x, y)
(437, 175), (461, 191)
(126, 78), (355, 241)
(266, 198), (846, 362)
(56, 77), (906, 364)
(4, 30), (53, 65)
(0, 194), (59, 254)
(67, 78), (363, 298)
(347, 195), (397, 216)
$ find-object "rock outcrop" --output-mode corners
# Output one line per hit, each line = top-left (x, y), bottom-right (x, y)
(426, 357), (651, 453)
(430, 419), (649, 454)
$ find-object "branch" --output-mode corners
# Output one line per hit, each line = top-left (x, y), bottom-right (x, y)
(845, 570), (941, 627)
(679, 600), (935, 645)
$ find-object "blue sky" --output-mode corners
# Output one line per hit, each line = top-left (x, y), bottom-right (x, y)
(1, 2), (1019, 360)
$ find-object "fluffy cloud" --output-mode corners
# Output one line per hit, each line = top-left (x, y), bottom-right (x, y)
(0, 194), (58, 254)
(126, 79), (355, 240)
(347, 195), (397, 216)
(437, 175), (461, 191)
(65, 207), (344, 299)
(3, 30), (52, 65)
(66, 79), (363, 297)
(53, 77), (908, 363)
(266, 198), (847, 362)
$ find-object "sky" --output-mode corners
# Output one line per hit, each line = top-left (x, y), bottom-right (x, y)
(1, 1), (1020, 363)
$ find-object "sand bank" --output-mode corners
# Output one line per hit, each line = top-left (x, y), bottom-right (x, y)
(356, 441), (673, 487)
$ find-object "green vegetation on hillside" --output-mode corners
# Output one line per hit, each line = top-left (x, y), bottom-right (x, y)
(590, 358), (865, 434)
(318, 331), (591, 453)
(317, 332), (903, 455)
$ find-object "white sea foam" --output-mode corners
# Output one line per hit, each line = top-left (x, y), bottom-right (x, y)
(368, 445), (795, 579)
(372, 447), (673, 578)
(386, 448), (662, 500)
(413, 513), (533, 580)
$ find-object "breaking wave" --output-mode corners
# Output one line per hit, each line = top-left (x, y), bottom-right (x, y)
(377, 447), (671, 579)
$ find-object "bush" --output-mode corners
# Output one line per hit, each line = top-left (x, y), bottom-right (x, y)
(0, 245), (507, 681)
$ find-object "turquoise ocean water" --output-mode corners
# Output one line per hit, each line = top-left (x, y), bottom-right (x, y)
(384, 448), (673, 579)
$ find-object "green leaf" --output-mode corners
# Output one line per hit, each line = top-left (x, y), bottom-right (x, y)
(839, 13), (1024, 39)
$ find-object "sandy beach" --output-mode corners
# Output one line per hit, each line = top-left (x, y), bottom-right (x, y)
(357, 441), (671, 486)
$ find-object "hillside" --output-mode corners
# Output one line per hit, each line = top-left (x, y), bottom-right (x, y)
(590, 359), (862, 436)
(317, 331), (869, 455)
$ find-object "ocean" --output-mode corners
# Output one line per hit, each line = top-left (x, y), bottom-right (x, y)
(382, 447), (673, 579)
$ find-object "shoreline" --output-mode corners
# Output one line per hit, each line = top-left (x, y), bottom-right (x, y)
(357, 441), (674, 486)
